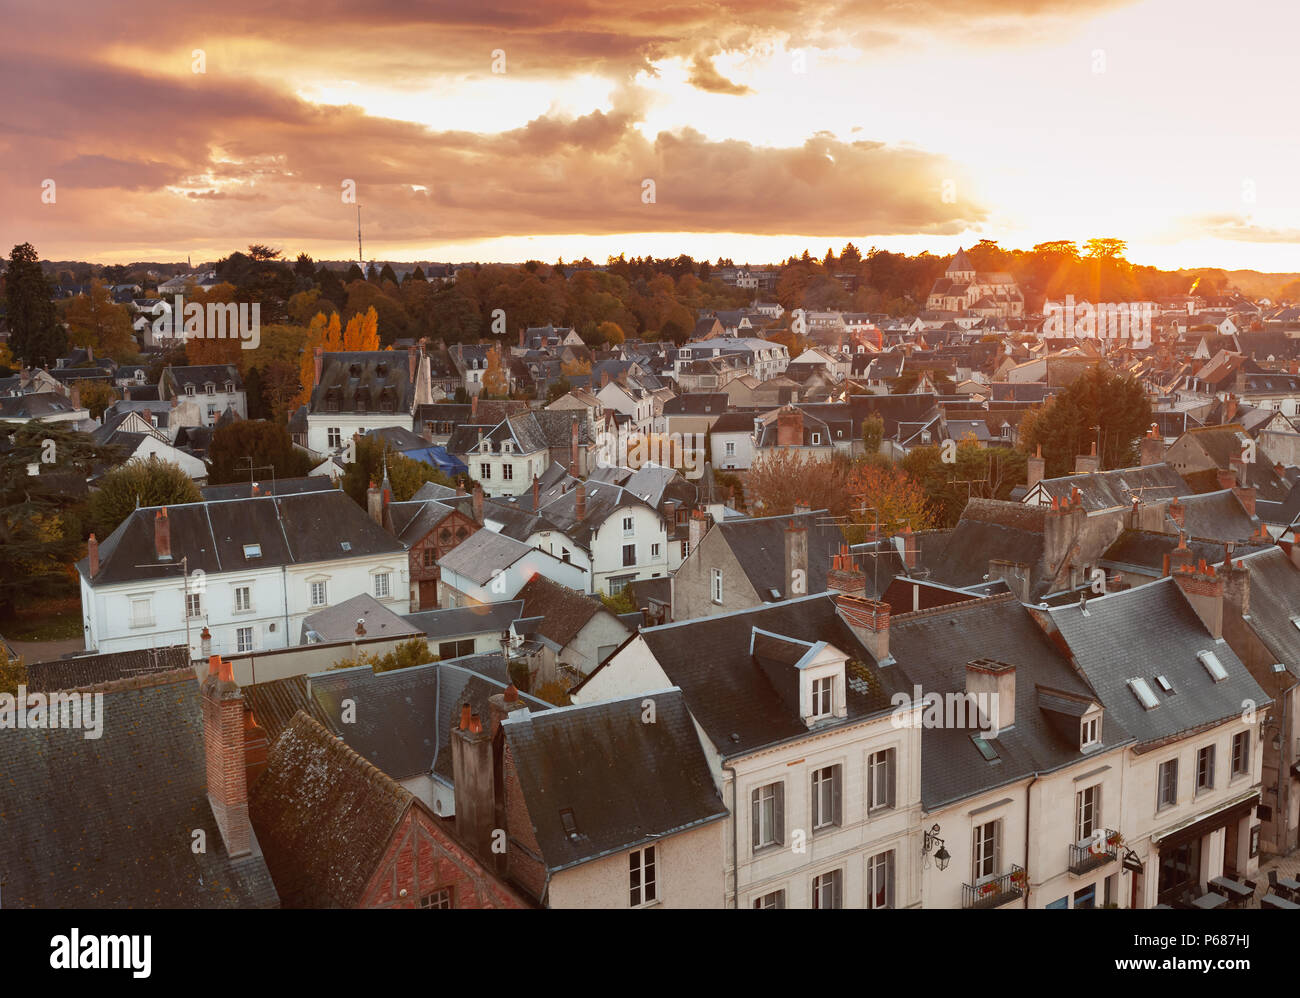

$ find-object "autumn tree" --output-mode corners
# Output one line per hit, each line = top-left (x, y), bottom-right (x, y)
(79, 380), (119, 420)
(481, 343), (508, 397)
(843, 462), (931, 538)
(64, 279), (136, 361)
(861, 414), (884, 455)
(1019, 366), (1151, 478)
(746, 450), (853, 518)
(595, 321), (625, 346)
(330, 637), (435, 674)
(89, 456), (202, 537)
(340, 435), (456, 506)
(902, 440), (1028, 527)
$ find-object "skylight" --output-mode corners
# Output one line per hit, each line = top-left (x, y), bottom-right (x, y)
(559, 808), (579, 839)
(1198, 650), (1228, 683)
(1156, 675), (1176, 694)
(340, 541), (351, 552)
(971, 734), (1000, 762)
(1128, 678), (1160, 710)
(243, 543), (262, 559)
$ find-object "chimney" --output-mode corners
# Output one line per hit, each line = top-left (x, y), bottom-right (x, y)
(1229, 459), (1256, 516)
(202, 657), (252, 857)
(777, 406), (803, 447)
(85, 344), (93, 363)
(1027, 445), (1045, 490)
(1216, 465), (1237, 491)
(1173, 559), (1224, 640)
(70, 385), (81, 411)
(87, 533), (99, 577)
(661, 499), (678, 527)
(471, 393), (478, 419)
(532, 474), (540, 509)
(450, 704), (494, 858)
(1169, 531), (1195, 575)
(1074, 441), (1100, 475)
(154, 507), (171, 560)
(356, 618), (366, 637)
(1224, 395), (1239, 423)
(1168, 496), (1185, 529)
(575, 481), (586, 522)
(826, 546), (866, 597)
(784, 516), (808, 598)
(313, 346), (323, 387)
(570, 419), (580, 475)
(366, 480), (383, 526)
(1140, 424), (1165, 466)
(688, 508), (707, 553)
(836, 595), (891, 664)
(965, 659), (1016, 731)
(488, 683), (528, 742)
(472, 482), (484, 524)
(901, 525), (918, 571)
(519, 326), (526, 349)
(243, 706), (270, 788)
(1222, 558), (1250, 617)
(407, 344), (417, 382)
(200, 625), (212, 658)
(421, 421), (433, 444)
(601, 370), (610, 388)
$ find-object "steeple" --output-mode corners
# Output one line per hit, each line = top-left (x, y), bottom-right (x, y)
(946, 246), (974, 278)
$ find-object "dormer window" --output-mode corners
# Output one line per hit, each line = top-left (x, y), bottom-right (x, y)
(243, 543), (262, 559)
(225, 381), (234, 392)
(811, 676), (833, 719)
(185, 384), (195, 396)
(1081, 713), (1101, 749)
(205, 383), (215, 395)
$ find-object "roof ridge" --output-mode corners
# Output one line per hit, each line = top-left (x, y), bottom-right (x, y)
(64, 666), (196, 696)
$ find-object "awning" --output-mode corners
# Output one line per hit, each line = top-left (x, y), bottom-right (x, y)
(1152, 789), (1260, 852)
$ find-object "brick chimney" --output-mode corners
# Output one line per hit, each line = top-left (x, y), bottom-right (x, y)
(70, 384), (81, 411)
(407, 344), (418, 382)
(202, 655), (252, 858)
(472, 482), (484, 524)
(901, 525), (918, 571)
(1229, 459), (1256, 516)
(519, 326), (526, 348)
(1216, 465), (1238, 491)
(154, 506), (171, 560)
(1168, 496), (1185, 529)
(1224, 394), (1239, 423)
(1074, 441), (1099, 475)
(313, 346), (323, 387)
(575, 481), (586, 522)
(87, 533), (99, 577)
(1173, 559), (1224, 639)
(471, 393), (478, 419)
(777, 406), (804, 447)
(1168, 531), (1194, 576)
(570, 419), (580, 475)
(827, 546), (866, 597)
(1222, 558), (1250, 617)
(488, 683), (529, 742)
(836, 595), (891, 664)
(784, 515), (808, 597)
(450, 703), (494, 858)
(367, 480), (383, 526)
(1027, 445), (1045, 490)
(243, 706), (270, 788)
(966, 658), (1015, 731)
(601, 370), (610, 388)
(1140, 424), (1164, 466)
(532, 474), (540, 509)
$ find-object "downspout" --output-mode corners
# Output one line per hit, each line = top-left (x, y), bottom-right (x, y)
(281, 564), (290, 648)
(1024, 772), (1038, 909)
(723, 760), (739, 909)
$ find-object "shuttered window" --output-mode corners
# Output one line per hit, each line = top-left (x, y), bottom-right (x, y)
(867, 851), (895, 909)
(811, 765), (842, 831)
(868, 748), (896, 811)
(751, 782), (784, 851)
(973, 820), (1001, 882)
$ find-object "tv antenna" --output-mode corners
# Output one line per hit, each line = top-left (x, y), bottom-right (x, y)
(356, 204), (363, 265)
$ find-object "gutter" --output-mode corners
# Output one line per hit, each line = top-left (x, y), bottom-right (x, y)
(1024, 772), (1038, 909)
(723, 760), (740, 910)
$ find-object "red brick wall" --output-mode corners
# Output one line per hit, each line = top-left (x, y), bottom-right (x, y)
(359, 804), (526, 909)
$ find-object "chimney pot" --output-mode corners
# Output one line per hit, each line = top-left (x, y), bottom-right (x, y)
(87, 533), (99, 577)
(460, 703), (472, 730)
(154, 506), (171, 559)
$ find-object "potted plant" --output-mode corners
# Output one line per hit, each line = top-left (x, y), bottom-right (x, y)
(1107, 831), (1124, 849)
(979, 881), (998, 897)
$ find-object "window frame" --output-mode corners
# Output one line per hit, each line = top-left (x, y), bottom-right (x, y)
(1076, 784), (1101, 844)
(309, 580), (327, 607)
(1196, 744), (1216, 793)
(1231, 731), (1250, 778)
(233, 585), (252, 613)
(236, 625), (254, 653)
(1157, 758), (1179, 811)
(866, 851), (895, 910)
(812, 868), (843, 910)
(629, 845), (657, 907)
(867, 747), (897, 812)
(751, 781), (784, 852)
(373, 571), (391, 599)
(810, 764), (842, 832)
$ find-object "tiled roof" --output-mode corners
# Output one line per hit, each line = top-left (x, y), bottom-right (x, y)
(715, 511), (847, 601)
(515, 575), (615, 649)
(25, 644), (191, 694)
(0, 670), (279, 908)
(503, 689), (727, 873)
(403, 601), (524, 640)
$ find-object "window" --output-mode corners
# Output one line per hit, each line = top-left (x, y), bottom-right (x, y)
(867, 851), (895, 909)
(479, 462), (491, 480)
(205, 383), (215, 396)
(622, 543), (636, 567)
(438, 639), (475, 659)
(725, 441), (736, 456)
(373, 572), (391, 599)
(420, 888), (452, 909)
(422, 547), (436, 568)
(327, 427), (341, 449)
(309, 581), (327, 607)
(236, 626), (253, 653)
(1198, 650), (1228, 683)
(234, 586), (251, 612)
(681, 540), (689, 559)
(810, 765), (841, 831)
(1128, 677), (1160, 710)
(973, 820), (1001, 881)
(185, 384), (195, 396)
(1232, 731), (1251, 777)
(811, 432), (821, 445)
(811, 676), (833, 719)
(1196, 745), (1216, 792)
(751, 782), (784, 851)
(186, 592), (202, 618)
(710, 568), (723, 604)
(243, 543), (261, 559)
(867, 748), (896, 811)
(502, 464), (514, 481)
(629, 846), (657, 906)
(1081, 715), (1100, 748)
(812, 869), (842, 909)
(753, 890), (786, 909)
(650, 543), (660, 558)
(1157, 758), (1178, 810)
(623, 515), (634, 537)
(1076, 784), (1101, 843)
(130, 597), (153, 628)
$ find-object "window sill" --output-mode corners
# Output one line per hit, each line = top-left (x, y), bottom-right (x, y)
(129, 620), (156, 630)
(631, 898), (662, 909)
(232, 608), (255, 616)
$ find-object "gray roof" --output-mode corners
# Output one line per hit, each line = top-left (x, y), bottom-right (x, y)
(199, 476), (338, 502)
(715, 511), (848, 601)
(1043, 578), (1271, 749)
(436, 528), (538, 584)
(1232, 548), (1300, 679)
(24, 644), (191, 694)
(404, 601), (524, 641)
(1173, 490), (1259, 542)
(0, 670), (279, 908)
(888, 593), (1135, 810)
(302, 593), (422, 643)
(308, 352), (415, 415)
(1031, 463), (1189, 512)
(502, 689), (727, 873)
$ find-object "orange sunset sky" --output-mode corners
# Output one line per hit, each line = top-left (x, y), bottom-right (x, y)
(3, 0), (1298, 270)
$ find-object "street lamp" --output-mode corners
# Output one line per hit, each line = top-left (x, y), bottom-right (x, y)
(923, 823), (951, 872)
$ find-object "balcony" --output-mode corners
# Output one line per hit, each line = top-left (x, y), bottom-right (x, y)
(1069, 831), (1120, 876)
(962, 865), (1026, 909)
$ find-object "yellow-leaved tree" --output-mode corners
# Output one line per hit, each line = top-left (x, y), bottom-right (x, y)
(294, 307), (382, 408)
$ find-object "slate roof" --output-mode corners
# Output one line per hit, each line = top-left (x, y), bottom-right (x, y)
(80, 492), (405, 585)
(502, 689), (727, 873)
(404, 600), (524, 640)
(199, 476), (338, 501)
(515, 574), (621, 649)
(302, 593), (422, 643)
(0, 670), (279, 908)
(1232, 548), (1300, 679)
(662, 393), (729, 415)
(0, 393), (82, 419)
(1042, 578), (1271, 750)
(714, 511), (847, 601)
(164, 364), (243, 392)
(915, 500), (1047, 590)
(308, 351), (415, 415)
(1172, 490), (1259, 541)
(24, 644), (191, 694)
(243, 674), (338, 743)
(588, 593), (913, 757)
(1100, 530), (1268, 576)
(888, 593), (1135, 809)
(437, 528), (538, 585)
(1030, 463), (1189, 512)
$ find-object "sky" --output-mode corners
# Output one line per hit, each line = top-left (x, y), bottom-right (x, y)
(2, 0), (1298, 271)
